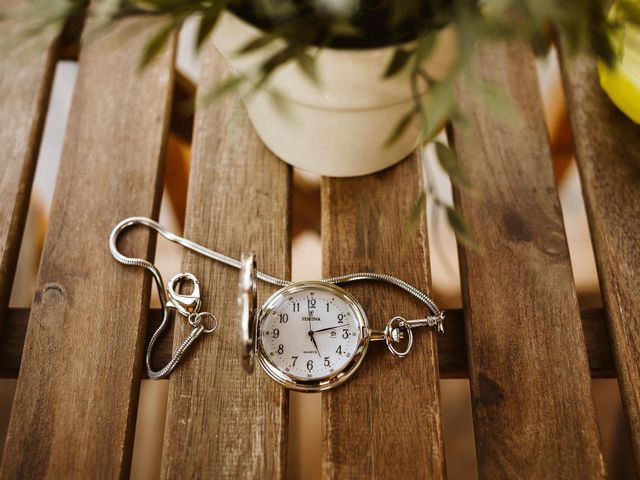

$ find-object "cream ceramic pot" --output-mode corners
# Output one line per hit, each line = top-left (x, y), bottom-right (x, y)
(212, 12), (455, 177)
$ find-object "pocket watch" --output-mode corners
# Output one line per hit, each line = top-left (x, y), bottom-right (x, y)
(109, 216), (444, 384)
(238, 253), (445, 392)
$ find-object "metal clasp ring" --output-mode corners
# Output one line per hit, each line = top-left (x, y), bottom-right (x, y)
(166, 272), (201, 318)
(384, 316), (414, 358)
(188, 311), (218, 334)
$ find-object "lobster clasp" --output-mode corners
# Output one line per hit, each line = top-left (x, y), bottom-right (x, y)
(166, 272), (202, 318)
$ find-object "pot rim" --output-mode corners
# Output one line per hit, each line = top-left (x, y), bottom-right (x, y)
(223, 8), (424, 56)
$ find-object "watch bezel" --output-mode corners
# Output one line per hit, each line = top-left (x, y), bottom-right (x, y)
(256, 281), (369, 392)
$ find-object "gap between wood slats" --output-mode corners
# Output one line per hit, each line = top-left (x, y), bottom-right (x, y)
(0, 307), (614, 379)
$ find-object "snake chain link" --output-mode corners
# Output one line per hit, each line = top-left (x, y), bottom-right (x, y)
(109, 216), (443, 378)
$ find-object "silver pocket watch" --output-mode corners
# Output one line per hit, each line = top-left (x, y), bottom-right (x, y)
(109, 217), (444, 385)
(238, 253), (445, 392)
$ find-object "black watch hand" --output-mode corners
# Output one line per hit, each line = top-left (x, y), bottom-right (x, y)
(309, 331), (322, 357)
(312, 325), (342, 334)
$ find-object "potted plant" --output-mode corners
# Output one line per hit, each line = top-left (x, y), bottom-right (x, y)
(209, 4), (456, 176)
(2, 0), (626, 178)
(4, 0), (636, 244)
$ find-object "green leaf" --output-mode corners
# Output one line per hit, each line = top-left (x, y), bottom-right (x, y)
(295, 50), (319, 85)
(138, 22), (175, 70)
(383, 48), (413, 78)
(269, 89), (292, 119)
(236, 33), (277, 55)
(434, 142), (470, 188)
(617, 0), (640, 24)
(198, 75), (243, 105)
(256, 44), (298, 87)
(408, 190), (426, 231)
(401, 189), (426, 250)
(195, 3), (224, 51)
(385, 110), (415, 147)
(92, 0), (124, 26)
(474, 80), (523, 128)
(414, 32), (437, 65)
(417, 80), (456, 141)
(446, 206), (478, 250)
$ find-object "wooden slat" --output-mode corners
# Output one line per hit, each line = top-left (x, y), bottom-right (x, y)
(0, 0), (57, 329)
(321, 157), (446, 478)
(450, 42), (606, 478)
(559, 50), (640, 471)
(160, 46), (290, 478)
(0, 307), (617, 379)
(0, 20), (175, 478)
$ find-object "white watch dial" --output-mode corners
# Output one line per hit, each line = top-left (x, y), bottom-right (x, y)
(258, 286), (363, 381)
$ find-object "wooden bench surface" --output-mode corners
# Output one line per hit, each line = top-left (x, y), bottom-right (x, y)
(0, 4), (639, 478)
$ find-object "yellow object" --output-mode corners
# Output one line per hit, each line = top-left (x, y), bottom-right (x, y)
(597, 2), (640, 123)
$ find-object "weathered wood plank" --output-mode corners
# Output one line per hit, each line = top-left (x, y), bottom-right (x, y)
(321, 156), (446, 478)
(450, 42), (606, 478)
(0, 0), (57, 329)
(0, 307), (617, 379)
(559, 50), (640, 472)
(0, 19), (175, 478)
(160, 45), (290, 479)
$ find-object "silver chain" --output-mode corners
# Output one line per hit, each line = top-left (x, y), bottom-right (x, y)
(109, 216), (444, 378)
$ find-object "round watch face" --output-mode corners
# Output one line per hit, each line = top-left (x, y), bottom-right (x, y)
(257, 282), (369, 391)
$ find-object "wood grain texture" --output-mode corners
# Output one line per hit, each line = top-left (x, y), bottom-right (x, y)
(450, 42), (606, 478)
(559, 50), (640, 472)
(160, 45), (290, 479)
(321, 156), (446, 478)
(0, 0), (57, 329)
(0, 19), (175, 478)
